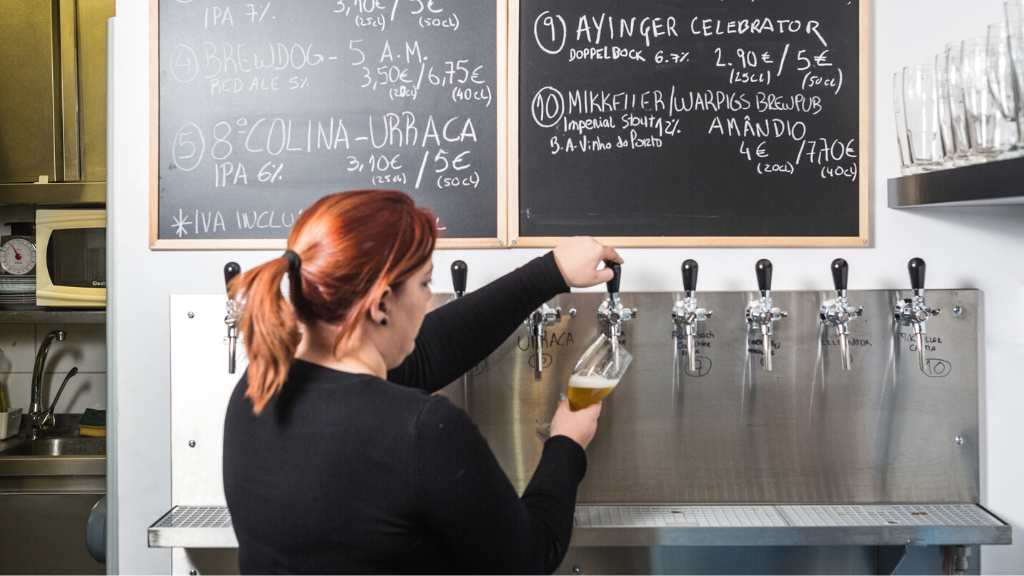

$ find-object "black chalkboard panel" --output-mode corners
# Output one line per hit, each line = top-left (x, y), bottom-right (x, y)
(514, 0), (867, 245)
(155, 0), (503, 247)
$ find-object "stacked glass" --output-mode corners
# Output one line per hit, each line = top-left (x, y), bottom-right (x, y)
(893, 3), (1024, 173)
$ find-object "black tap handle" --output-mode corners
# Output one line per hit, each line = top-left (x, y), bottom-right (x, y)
(831, 258), (849, 292)
(606, 262), (622, 295)
(224, 262), (241, 288)
(756, 259), (773, 293)
(451, 260), (468, 297)
(908, 258), (926, 291)
(682, 260), (698, 293)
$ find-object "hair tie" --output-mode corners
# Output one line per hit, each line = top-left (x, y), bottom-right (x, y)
(283, 250), (302, 273)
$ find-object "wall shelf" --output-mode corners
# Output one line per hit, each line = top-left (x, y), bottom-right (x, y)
(0, 310), (106, 324)
(888, 156), (1024, 208)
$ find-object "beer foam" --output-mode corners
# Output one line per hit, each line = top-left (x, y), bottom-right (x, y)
(568, 374), (621, 389)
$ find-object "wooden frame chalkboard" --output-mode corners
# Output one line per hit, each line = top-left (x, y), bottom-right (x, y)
(508, 0), (870, 248)
(149, 0), (508, 250)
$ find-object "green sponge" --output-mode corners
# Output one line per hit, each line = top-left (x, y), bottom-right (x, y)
(79, 409), (106, 427)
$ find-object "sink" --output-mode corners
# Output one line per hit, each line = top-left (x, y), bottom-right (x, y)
(0, 432), (106, 492)
(0, 436), (105, 456)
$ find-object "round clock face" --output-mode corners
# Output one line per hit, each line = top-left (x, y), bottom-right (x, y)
(0, 237), (36, 275)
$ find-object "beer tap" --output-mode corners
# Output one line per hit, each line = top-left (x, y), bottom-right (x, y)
(745, 259), (788, 371)
(451, 260), (467, 299)
(672, 260), (713, 373)
(894, 258), (940, 372)
(819, 259), (863, 371)
(224, 262), (241, 375)
(527, 304), (562, 380)
(598, 263), (636, 372)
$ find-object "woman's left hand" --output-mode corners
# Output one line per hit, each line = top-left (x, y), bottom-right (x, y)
(553, 237), (623, 289)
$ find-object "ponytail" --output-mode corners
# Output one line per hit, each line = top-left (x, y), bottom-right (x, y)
(229, 256), (301, 415)
(229, 189), (438, 415)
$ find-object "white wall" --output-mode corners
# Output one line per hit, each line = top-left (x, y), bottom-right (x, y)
(111, 0), (1024, 572)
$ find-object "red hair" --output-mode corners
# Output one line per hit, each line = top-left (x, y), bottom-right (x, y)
(229, 190), (437, 414)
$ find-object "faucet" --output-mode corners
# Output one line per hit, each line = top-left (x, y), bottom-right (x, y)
(30, 330), (66, 417)
(597, 263), (636, 372)
(894, 258), (940, 372)
(819, 259), (864, 371)
(224, 262), (242, 374)
(672, 260), (713, 374)
(745, 259), (788, 371)
(31, 368), (79, 430)
(526, 304), (565, 380)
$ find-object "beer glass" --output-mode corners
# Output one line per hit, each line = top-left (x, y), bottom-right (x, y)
(893, 71), (914, 174)
(567, 335), (632, 412)
(962, 38), (1016, 159)
(987, 23), (1022, 152)
(945, 42), (974, 165)
(935, 53), (957, 166)
(902, 64), (944, 169)
(1007, 0), (1024, 143)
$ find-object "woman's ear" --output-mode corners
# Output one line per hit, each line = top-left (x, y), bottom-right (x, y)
(369, 286), (394, 325)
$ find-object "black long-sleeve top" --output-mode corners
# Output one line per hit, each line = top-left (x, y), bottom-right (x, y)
(223, 252), (584, 574)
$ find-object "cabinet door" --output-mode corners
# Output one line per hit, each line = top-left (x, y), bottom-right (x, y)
(0, 0), (64, 183)
(74, 0), (116, 182)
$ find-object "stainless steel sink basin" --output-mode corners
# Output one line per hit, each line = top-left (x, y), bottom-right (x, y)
(0, 436), (106, 457)
(0, 434), (106, 492)
(0, 436), (105, 456)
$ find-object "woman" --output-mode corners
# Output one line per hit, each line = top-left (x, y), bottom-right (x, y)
(223, 189), (622, 574)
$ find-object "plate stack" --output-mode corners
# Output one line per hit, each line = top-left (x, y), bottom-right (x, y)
(0, 276), (37, 310)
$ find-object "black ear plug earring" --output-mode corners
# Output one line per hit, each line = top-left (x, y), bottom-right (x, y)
(381, 318), (388, 326)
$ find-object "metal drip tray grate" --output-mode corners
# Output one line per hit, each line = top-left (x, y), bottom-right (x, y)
(778, 504), (1004, 528)
(149, 506), (237, 548)
(149, 503), (1009, 549)
(576, 506), (786, 528)
(154, 506), (233, 529)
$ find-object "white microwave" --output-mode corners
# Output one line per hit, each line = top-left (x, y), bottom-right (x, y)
(35, 209), (106, 308)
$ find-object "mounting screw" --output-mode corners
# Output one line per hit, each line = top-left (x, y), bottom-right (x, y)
(512, 239), (517, 245)
(572, 566), (582, 575)
(187, 312), (195, 319)
(569, 308), (577, 317)
(862, 239), (868, 244)
(953, 306), (963, 315)
(151, 243), (156, 249)
(190, 570), (198, 575)
(188, 440), (196, 448)
(955, 436), (964, 445)
(499, 241), (504, 246)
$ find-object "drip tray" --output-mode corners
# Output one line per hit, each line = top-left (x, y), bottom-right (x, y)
(149, 504), (1010, 549)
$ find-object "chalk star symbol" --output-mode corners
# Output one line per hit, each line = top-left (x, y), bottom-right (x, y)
(173, 209), (193, 237)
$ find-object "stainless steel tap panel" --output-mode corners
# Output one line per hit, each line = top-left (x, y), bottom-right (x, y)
(436, 290), (979, 505)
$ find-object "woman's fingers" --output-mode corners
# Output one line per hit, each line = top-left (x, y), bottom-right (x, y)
(601, 245), (623, 264)
(554, 237), (624, 288)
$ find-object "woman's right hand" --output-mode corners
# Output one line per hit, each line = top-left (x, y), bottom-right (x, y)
(549, 398), (601, 449)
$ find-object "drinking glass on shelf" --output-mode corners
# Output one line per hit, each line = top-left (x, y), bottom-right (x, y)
(945, 42), (974, 165)
(902, 64), (944, 170)
(1006, 0), (1024, 142)
(962, 37), (1017, 160)
(987, 22), (1022, 154)
(934, 53), (957, 166)
(893, 71), (914, 174)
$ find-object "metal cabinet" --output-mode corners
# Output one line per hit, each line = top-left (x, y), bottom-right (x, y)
(0, 0), (114, 185)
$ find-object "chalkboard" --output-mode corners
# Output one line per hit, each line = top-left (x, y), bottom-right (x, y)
(151, 0), (507, 249)
(511, 0), (869, 247)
